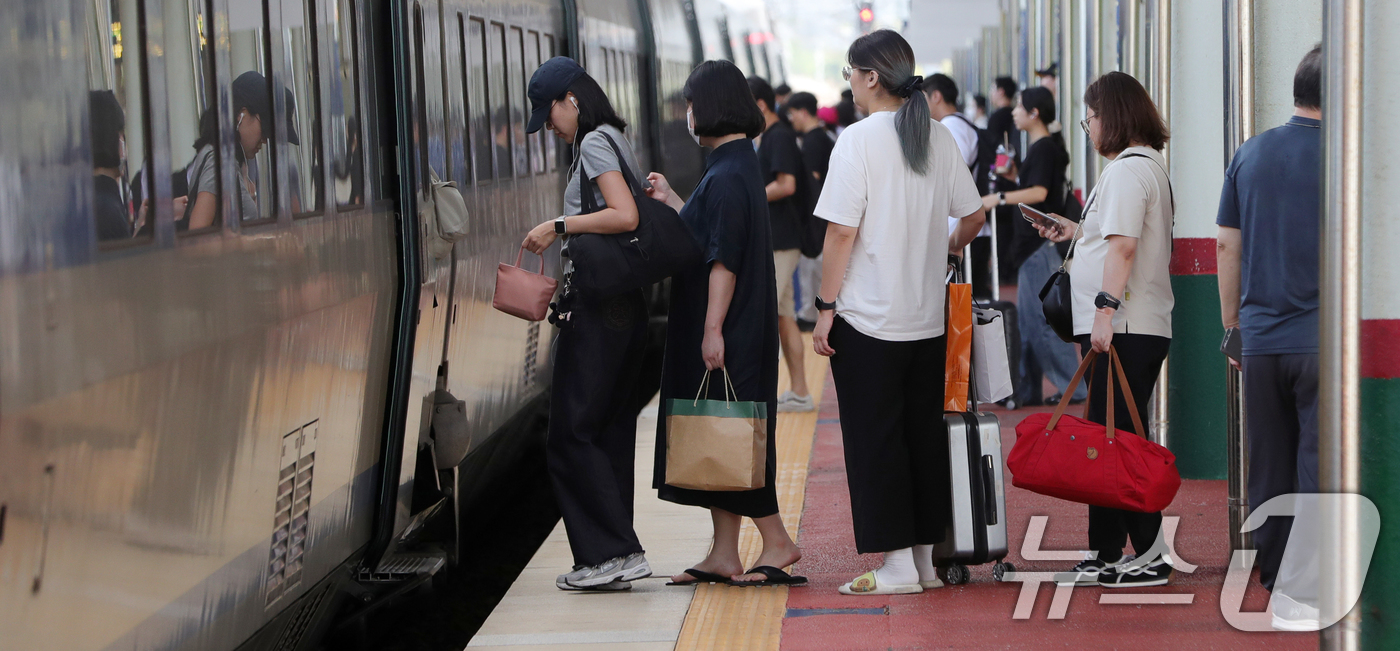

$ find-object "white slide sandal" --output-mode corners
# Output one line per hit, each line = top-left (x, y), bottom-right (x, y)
(838, 571), (924, 595)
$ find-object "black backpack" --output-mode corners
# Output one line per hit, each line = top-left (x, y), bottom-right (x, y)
(948, 113), (996, 196)
(793, 130), (830, 258)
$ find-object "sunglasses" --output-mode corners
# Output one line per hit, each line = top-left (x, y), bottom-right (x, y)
(841, 66), (872, 81)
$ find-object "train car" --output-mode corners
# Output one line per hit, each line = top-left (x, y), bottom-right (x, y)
(0, 0), (748, 649)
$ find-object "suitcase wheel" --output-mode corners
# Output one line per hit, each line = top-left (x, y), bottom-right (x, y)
(993, 562), (1016, 582)
(938, 563), (971, 586)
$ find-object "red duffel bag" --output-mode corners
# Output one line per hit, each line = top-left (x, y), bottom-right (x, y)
(1008, 346), (1181, 513)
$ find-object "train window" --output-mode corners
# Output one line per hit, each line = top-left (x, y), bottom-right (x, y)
(413, 5), (429, 192)
(507, 26), (527, 178)
(451, 15), (472, 186)
(329, 0), (364, 208)
(284, 0), (325, 217)
(543, 34), (557, 171)
(526, 31), (544, 175)
(467, 17), (490, 183)
(164, 0), (219, 236)
(228, 0), (275, 223)
(86, 0), (154, 246)
(486, 22), (507, 180)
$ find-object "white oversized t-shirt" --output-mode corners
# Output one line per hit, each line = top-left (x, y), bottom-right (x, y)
(815, 112), (984, 341)
(1070, 146), (1174, 338)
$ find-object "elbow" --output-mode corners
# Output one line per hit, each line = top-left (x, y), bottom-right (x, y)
(620, 208), (640, 232)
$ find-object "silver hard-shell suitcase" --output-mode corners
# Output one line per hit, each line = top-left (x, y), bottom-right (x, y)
(932, 411), (1013, 584)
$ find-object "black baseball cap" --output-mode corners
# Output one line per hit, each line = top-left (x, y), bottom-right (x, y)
(231, 70), (301, 146)
(526, 56), (586, 134)
(1036, 62), (1060, 78)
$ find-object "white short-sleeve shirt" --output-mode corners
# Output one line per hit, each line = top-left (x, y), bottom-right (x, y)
(815, 113), (984, 341)
(1070, 146), (1175, 338)
(939, 114), (991, 238)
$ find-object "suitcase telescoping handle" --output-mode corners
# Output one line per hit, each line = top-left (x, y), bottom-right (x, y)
(981, 455), (998, 525)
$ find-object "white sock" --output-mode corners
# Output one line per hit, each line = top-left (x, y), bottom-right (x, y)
(873, 547), (919, 586)
(913, 544), (937, 582)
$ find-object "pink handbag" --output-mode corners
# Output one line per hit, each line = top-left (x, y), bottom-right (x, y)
(493, 247), (558, 321)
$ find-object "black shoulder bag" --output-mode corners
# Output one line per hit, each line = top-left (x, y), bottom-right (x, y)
(1039, 153), (1174, 343)
(568, 132), (704, 298)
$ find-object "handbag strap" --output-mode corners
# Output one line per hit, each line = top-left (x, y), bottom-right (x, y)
(1062, 152), (1174, 267)
(576, 130), (643, 214)
(693, 369), (739, 407)
(514, 246), (545, 274)
(1046, 345), (1147, 441)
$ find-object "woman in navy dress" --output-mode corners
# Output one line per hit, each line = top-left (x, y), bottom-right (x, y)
(645, 60), (804, 587)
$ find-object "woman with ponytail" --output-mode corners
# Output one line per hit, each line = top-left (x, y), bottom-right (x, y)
(811, 29), (986, 595)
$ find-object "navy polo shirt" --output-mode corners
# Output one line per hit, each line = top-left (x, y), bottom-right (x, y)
(1216, 115), (1321, 355)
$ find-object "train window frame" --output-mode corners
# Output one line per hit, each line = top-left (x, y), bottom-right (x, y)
(413, 4), (431, 194)
(226, 0), (280, 228)
(506, 25), (526, 180)
(543, 33), (558, 172)
(526, 30), (544, 176)
(451, 13), (473, 187)
(486, 21), (507, 181)
(466, 16), (490, 186)
(90, 0), (158, 251)
(285, 0), (327, 220)
(166, 0), (225, 241)
(330, 0), (366, 211)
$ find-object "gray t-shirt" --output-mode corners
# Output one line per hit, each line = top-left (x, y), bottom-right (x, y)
(563, 124), (647, 216)
(184, 144), (260, 224)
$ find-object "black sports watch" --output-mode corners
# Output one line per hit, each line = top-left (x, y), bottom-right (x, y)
(1095, 291), (1122, 311)
(554, 216), (567, 234)
(814, 295), (837, 312)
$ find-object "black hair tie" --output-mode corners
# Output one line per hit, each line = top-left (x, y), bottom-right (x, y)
(896, 75), (923, 98)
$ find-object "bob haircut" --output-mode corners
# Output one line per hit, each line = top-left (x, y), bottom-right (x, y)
(684, 60), (765, 139)
(1019, 86), (1056, 125)
(1083, 71), (1169, 156)
(558, 72), (627, 140)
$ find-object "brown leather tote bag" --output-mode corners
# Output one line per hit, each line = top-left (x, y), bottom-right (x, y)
(493, 247), (558, 322)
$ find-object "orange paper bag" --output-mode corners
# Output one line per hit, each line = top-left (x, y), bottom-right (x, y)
(945, 283), (973, 411)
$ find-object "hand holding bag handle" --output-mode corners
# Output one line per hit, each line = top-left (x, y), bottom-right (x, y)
(1046, 346), (1147, 441)
(692, 368), (739, 407)
(492, 246), (558, 321)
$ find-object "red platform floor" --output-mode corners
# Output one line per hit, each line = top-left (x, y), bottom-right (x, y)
(780, 373), (1319, 650)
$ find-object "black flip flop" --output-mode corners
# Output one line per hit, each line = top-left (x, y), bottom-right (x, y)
(727, 565), (808, 587)
(666, 568), (731, 586)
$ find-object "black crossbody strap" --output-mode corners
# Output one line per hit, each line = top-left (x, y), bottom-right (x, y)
(576, 130), (642, 215)
(1065, 152), (1174, 263)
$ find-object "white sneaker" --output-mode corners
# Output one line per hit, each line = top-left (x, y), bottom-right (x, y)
(564, 552), (653, 588)
(777, 393), (815, 412)
(1271, 592), (1321, 631)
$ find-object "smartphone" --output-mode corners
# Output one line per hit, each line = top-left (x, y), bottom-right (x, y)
(1018, 203), (1062, 232)
(1221, 327), (1242, 363)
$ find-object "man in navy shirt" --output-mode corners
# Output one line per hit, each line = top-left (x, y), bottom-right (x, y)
(1216, 44), (1322, 631)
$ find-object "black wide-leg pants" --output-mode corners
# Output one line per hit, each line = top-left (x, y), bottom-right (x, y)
(829, 316), (950, 554)
(1075, 333), (1170, 562)
(547, 291), (649, 567)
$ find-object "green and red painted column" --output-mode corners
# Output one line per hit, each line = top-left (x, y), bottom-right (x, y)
(1165, 239), (1227, 480)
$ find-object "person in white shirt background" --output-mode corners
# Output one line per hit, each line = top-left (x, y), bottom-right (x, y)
(924, 73), (994, 298)
(811, 29), (986, 596)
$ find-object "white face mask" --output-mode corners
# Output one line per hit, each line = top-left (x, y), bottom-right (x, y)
(687, 108), (700, 145)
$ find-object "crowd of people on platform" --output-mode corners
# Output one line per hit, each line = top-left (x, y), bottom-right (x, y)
(522, 28), (1323, 631)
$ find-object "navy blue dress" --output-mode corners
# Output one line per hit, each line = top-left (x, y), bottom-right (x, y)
(654, 138), (781, 518)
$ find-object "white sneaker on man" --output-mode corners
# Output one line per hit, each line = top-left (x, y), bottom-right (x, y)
(1271, 591), (1321, 631)
(777, 391), (815, 412)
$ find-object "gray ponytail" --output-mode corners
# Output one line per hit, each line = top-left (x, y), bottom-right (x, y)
(848, 30), (930, 175)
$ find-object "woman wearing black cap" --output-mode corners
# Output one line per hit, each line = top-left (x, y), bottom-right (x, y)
(183, 70), (292, 229)
(519, 56), (653, 592)
(644, 59), (804, 589)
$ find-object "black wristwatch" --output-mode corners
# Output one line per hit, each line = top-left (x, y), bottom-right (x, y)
(1094, 291), (1122, 311)
(554, 216), (567, 234)
(814, 295), (837, 312)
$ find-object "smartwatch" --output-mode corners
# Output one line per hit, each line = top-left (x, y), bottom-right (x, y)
(1094, 291), (1122, 311)
(554, 216), (567, 234)
(814, 295), (837, 312)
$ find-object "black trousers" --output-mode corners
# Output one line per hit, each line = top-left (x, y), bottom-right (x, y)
(1075, 333), (1170, 562)
(969, 236), (993, 300)
(547, 291), (649, 567)
(1243, 353), (1319, 592)
(829, 316), (950, 554)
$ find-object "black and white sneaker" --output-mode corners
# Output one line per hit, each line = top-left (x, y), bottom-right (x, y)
(1054, 554), (1135, 587)
(1099, 555), (1173, 588)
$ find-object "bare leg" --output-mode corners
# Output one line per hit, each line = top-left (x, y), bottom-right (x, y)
(778, 315), (810, 397)
(731, 514), (802, 582)
(671, 508), (745, 583)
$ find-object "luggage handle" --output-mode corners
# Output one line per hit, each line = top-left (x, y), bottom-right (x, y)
(981, 455), (998, 525)
(1047, 346), (1147, 440)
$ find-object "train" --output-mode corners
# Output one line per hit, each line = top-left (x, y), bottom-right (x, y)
(0, 0), (785, 649)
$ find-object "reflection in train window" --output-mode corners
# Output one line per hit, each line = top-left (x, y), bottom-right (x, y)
(227, 0), (275, 223)
(507, 26), (527, 178)
(330, 0), (364, 207)
(467, 17), (490, 184)
(412, 4), (430, 193)
(284, 0), (324, 217)
(526, 31), (544, 175)
(86, 0), (153, 245)
(543, 33), (557, 171)
(486, 23), (507, 180)
(451, 15), (473, 186)
(164, 0), (219, 235)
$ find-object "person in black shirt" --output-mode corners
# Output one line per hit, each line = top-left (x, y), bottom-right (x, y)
(749, 76), (813, 412)
(983, 86), (1085, 406)
(90, 90), (131, 242)
(785, 91), (834, 325)
(985, 76), (1019, 161)
(985, 76), (1021, 279)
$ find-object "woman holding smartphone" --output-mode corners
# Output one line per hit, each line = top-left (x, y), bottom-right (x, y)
(1035, 71), (1176, 588)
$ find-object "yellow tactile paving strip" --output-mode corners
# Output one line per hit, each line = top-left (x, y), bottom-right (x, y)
(673, 337), (828, 651)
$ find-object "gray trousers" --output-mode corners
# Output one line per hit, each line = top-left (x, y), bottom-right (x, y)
(1016, 243), (1088, 403)
(1243, 353), (1320, 597)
